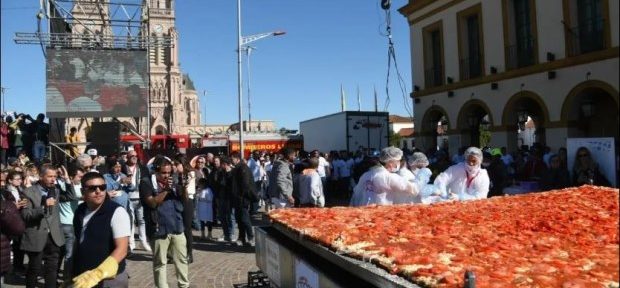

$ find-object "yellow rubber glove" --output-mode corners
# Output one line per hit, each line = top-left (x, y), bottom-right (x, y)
(72, 256), (119, 288)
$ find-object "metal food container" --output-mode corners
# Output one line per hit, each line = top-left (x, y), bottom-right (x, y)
(255, 224), (421, 288)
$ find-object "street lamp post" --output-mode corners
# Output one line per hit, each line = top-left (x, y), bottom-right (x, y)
(236, 0), (285, 158)
(243, 46), (255, 132)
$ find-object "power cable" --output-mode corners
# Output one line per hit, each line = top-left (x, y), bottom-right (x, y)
(381, 5), (412, 118)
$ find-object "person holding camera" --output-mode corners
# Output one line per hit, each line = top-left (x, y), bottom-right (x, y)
(20, 163), (65, 288)
(139, 156), (189, 288)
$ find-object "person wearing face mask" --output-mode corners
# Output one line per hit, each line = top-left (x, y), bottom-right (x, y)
(408, 152), (432, 186)
(432, 147), (490, 201)
(350, 146), (419, 207)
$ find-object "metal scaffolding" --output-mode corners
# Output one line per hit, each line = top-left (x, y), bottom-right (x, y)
(13, 0), (173, 49)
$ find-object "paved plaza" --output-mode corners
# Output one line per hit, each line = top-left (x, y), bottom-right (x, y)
(3, 214), (269, 288)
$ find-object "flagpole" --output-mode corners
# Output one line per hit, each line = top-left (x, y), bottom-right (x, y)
(357, 85), (361, 111)
(374, 85), (378, 112)
(340, 84), (346, 112)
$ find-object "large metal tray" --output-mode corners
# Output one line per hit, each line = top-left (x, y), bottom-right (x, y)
(269, 222), (421, 288)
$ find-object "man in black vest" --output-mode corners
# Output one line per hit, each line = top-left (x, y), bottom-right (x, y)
(70, 172), (131, 288)
(140, 156), (190, 288)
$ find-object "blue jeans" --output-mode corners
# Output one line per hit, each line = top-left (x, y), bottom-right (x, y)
(61, 224), (75, 279)
(32, 140), (47, 163)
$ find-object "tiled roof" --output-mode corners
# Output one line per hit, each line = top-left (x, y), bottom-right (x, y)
(398, 127), (415, 137)
(389, 114), (413, 123)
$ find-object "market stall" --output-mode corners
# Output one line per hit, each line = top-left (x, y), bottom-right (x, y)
(256, 185), (619, 287)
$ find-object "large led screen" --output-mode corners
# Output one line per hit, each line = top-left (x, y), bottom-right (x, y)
(46, 48), (148, 118)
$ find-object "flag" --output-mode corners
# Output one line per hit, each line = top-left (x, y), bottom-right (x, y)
(340, 84), (346, 112)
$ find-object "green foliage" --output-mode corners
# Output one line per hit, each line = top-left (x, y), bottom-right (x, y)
(389, 130), (403, 147)
(479, 127), (491, 148)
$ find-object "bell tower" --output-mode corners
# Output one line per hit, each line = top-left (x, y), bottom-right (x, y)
(144, 0), (181, 134)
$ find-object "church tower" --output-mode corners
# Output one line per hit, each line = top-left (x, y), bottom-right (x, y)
(61, 0), (200, 149)
(144, 0), (182, 134)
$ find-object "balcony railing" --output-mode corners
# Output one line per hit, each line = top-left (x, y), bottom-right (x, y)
(459, 55), (482, 81)
(566, 18), (606, 56)
(424, 66), (444, 88)
(505, 37), (537, 70)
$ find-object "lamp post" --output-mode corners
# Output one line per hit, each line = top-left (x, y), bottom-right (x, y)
(242, 46), (256, 132)
(236, 0), (285, 158)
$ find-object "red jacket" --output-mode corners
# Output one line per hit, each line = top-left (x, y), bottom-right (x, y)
(0, 122), (9, 149)
(1, 197), (25, 275)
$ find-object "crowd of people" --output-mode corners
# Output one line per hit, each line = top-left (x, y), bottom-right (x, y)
(1, 113), (51, 167)
(0, 117), (616, 288)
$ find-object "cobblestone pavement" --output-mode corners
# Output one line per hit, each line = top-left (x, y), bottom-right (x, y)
(2, 213), (270, 288)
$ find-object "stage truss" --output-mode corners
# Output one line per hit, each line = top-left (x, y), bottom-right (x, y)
(14, 0), (173, 50)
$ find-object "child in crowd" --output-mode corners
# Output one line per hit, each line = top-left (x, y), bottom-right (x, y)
(196, 178), (215, 240)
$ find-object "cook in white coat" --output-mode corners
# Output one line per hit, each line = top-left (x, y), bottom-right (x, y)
(409, 152), (433, 187)
(432, 147), (490, 201)
(350, 146), (419, 206)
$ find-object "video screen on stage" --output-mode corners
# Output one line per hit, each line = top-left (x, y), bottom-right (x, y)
(46, 48), (148, 118)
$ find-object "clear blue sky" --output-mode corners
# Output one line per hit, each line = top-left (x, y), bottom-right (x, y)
(1, 0), (413, 130)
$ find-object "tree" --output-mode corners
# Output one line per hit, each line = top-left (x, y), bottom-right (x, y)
(389, 130), (402, 147)
(479, 127), (491, 148)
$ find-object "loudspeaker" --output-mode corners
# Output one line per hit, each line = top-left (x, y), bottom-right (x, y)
(90, 122), (121, 156)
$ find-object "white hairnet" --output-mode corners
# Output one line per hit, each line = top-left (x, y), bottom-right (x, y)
(464, 147), (483, 161)
(408, 152), (429, 167)
(380, 146), (403, 163)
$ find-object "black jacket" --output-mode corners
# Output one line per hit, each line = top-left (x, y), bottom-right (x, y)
(231, 164), (257, 207)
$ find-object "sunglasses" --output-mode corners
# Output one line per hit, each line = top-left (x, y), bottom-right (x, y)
(578, 154), (589, 158)
(83, 184), (107, 192)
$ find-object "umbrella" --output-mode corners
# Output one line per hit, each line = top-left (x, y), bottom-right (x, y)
(189, 154), (207, 168)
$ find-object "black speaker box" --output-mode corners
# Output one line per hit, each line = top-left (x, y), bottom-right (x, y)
(90, 122), (121, 156)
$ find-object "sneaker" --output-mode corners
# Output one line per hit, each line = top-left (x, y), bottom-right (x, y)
(234, 240), (244, 247)
(142, 241), (152, 252)
(245, 239), (255, 247)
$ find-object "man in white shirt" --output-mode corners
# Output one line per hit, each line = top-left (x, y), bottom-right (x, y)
(246, 151), (263, 214)
(311, 150), (330, 192)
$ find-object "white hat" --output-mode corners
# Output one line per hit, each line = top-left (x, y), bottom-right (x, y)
(380, 146), (403, 163)
(87, 148), (98, 156)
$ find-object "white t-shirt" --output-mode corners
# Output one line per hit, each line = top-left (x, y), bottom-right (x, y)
(247, 158), (262, 182)
(316, 156), (330, 178)
(80, 206), (131, 244)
